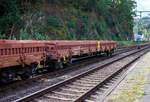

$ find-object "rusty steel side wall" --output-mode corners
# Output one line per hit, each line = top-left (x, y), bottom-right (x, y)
(47, 40), (117, 61)
(21, 42), (46, 66)
(0, 40), (46, 69)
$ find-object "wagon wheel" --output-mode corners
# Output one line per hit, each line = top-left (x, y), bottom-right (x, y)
(46, 62), (56, 72)
(67, 58), (73, 66)
(106, 50), (111, 56)
(55, 62), (63, 69)
(20, 72), (30, 80)
(110, 51), (113, 56)
(0, 72), (14, 84)
(0, 76), (10, 84)
(20, 68), (31, 80)
(30, 63), (38, 75)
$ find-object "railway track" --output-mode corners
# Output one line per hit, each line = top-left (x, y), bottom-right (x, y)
(14, 45), (150, 102)
(0, 44), (140, 92)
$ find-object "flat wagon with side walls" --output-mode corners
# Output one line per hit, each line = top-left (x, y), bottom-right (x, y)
(0, 40), (47, 82)
(0, 40), (117, 83)
(45, 40), (117, 69)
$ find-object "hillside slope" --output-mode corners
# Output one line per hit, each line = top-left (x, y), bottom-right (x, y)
(0, 0), (135, 40)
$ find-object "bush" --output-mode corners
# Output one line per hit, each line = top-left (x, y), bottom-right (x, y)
(78, 14), (89, 36)
(19, 29), (50, 40)
(0, 0), (23, 34)
(47, 16), (61, 27)
(110, 32), (117, 40)
(96, 22), (106, 35)
(33, 32), (50, 40)
(67, 19), (76, 28)
(0, 34), (7, 39)
(67, 29), (77, 40)
(20, 29), (32, 40)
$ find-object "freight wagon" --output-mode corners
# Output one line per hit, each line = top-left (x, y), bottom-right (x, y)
(0, 40), (117, 83)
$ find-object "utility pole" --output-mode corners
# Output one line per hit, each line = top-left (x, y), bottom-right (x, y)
(136, 11), (150, 40)
(136, 11), (150, 24)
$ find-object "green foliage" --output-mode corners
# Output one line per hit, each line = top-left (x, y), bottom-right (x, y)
(104, 14), (113, 27)
(67, 29), (77, 40)
(80, 17), (89, 34)
(113, 0), (136, 39)
(0, 34), (7, 39)
(20, 29), (32, 40)
(118, 41), (147, 46)
(109, 32), (117, 40)
(79, 36), (87, 40)
(47, 16), (61, 27)
(67, 19), (76, 28)
(96, 0), (111, 15)
(77, 14), (89, 38)
(84, 0), (98, 11)
(70, 8), (78, 15)
(0, 0), (136, 41)
(0, 0), (23, 34)
(32, 32), (50, 40)
(19, 29), (50, 40)
(95, 22), (106, 35)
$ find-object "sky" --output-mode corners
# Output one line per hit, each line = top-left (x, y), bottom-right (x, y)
(135, 0), (150, 17)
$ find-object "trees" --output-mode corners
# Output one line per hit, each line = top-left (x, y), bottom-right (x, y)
(0, 0), (136, 40)
(114, 0), (136, 39)
(0, 0), (24, 38)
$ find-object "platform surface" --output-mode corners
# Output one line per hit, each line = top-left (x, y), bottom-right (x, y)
(142, 72), (150, 102)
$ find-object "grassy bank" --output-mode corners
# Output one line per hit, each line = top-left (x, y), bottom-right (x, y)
(117, 41), (148, 46)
